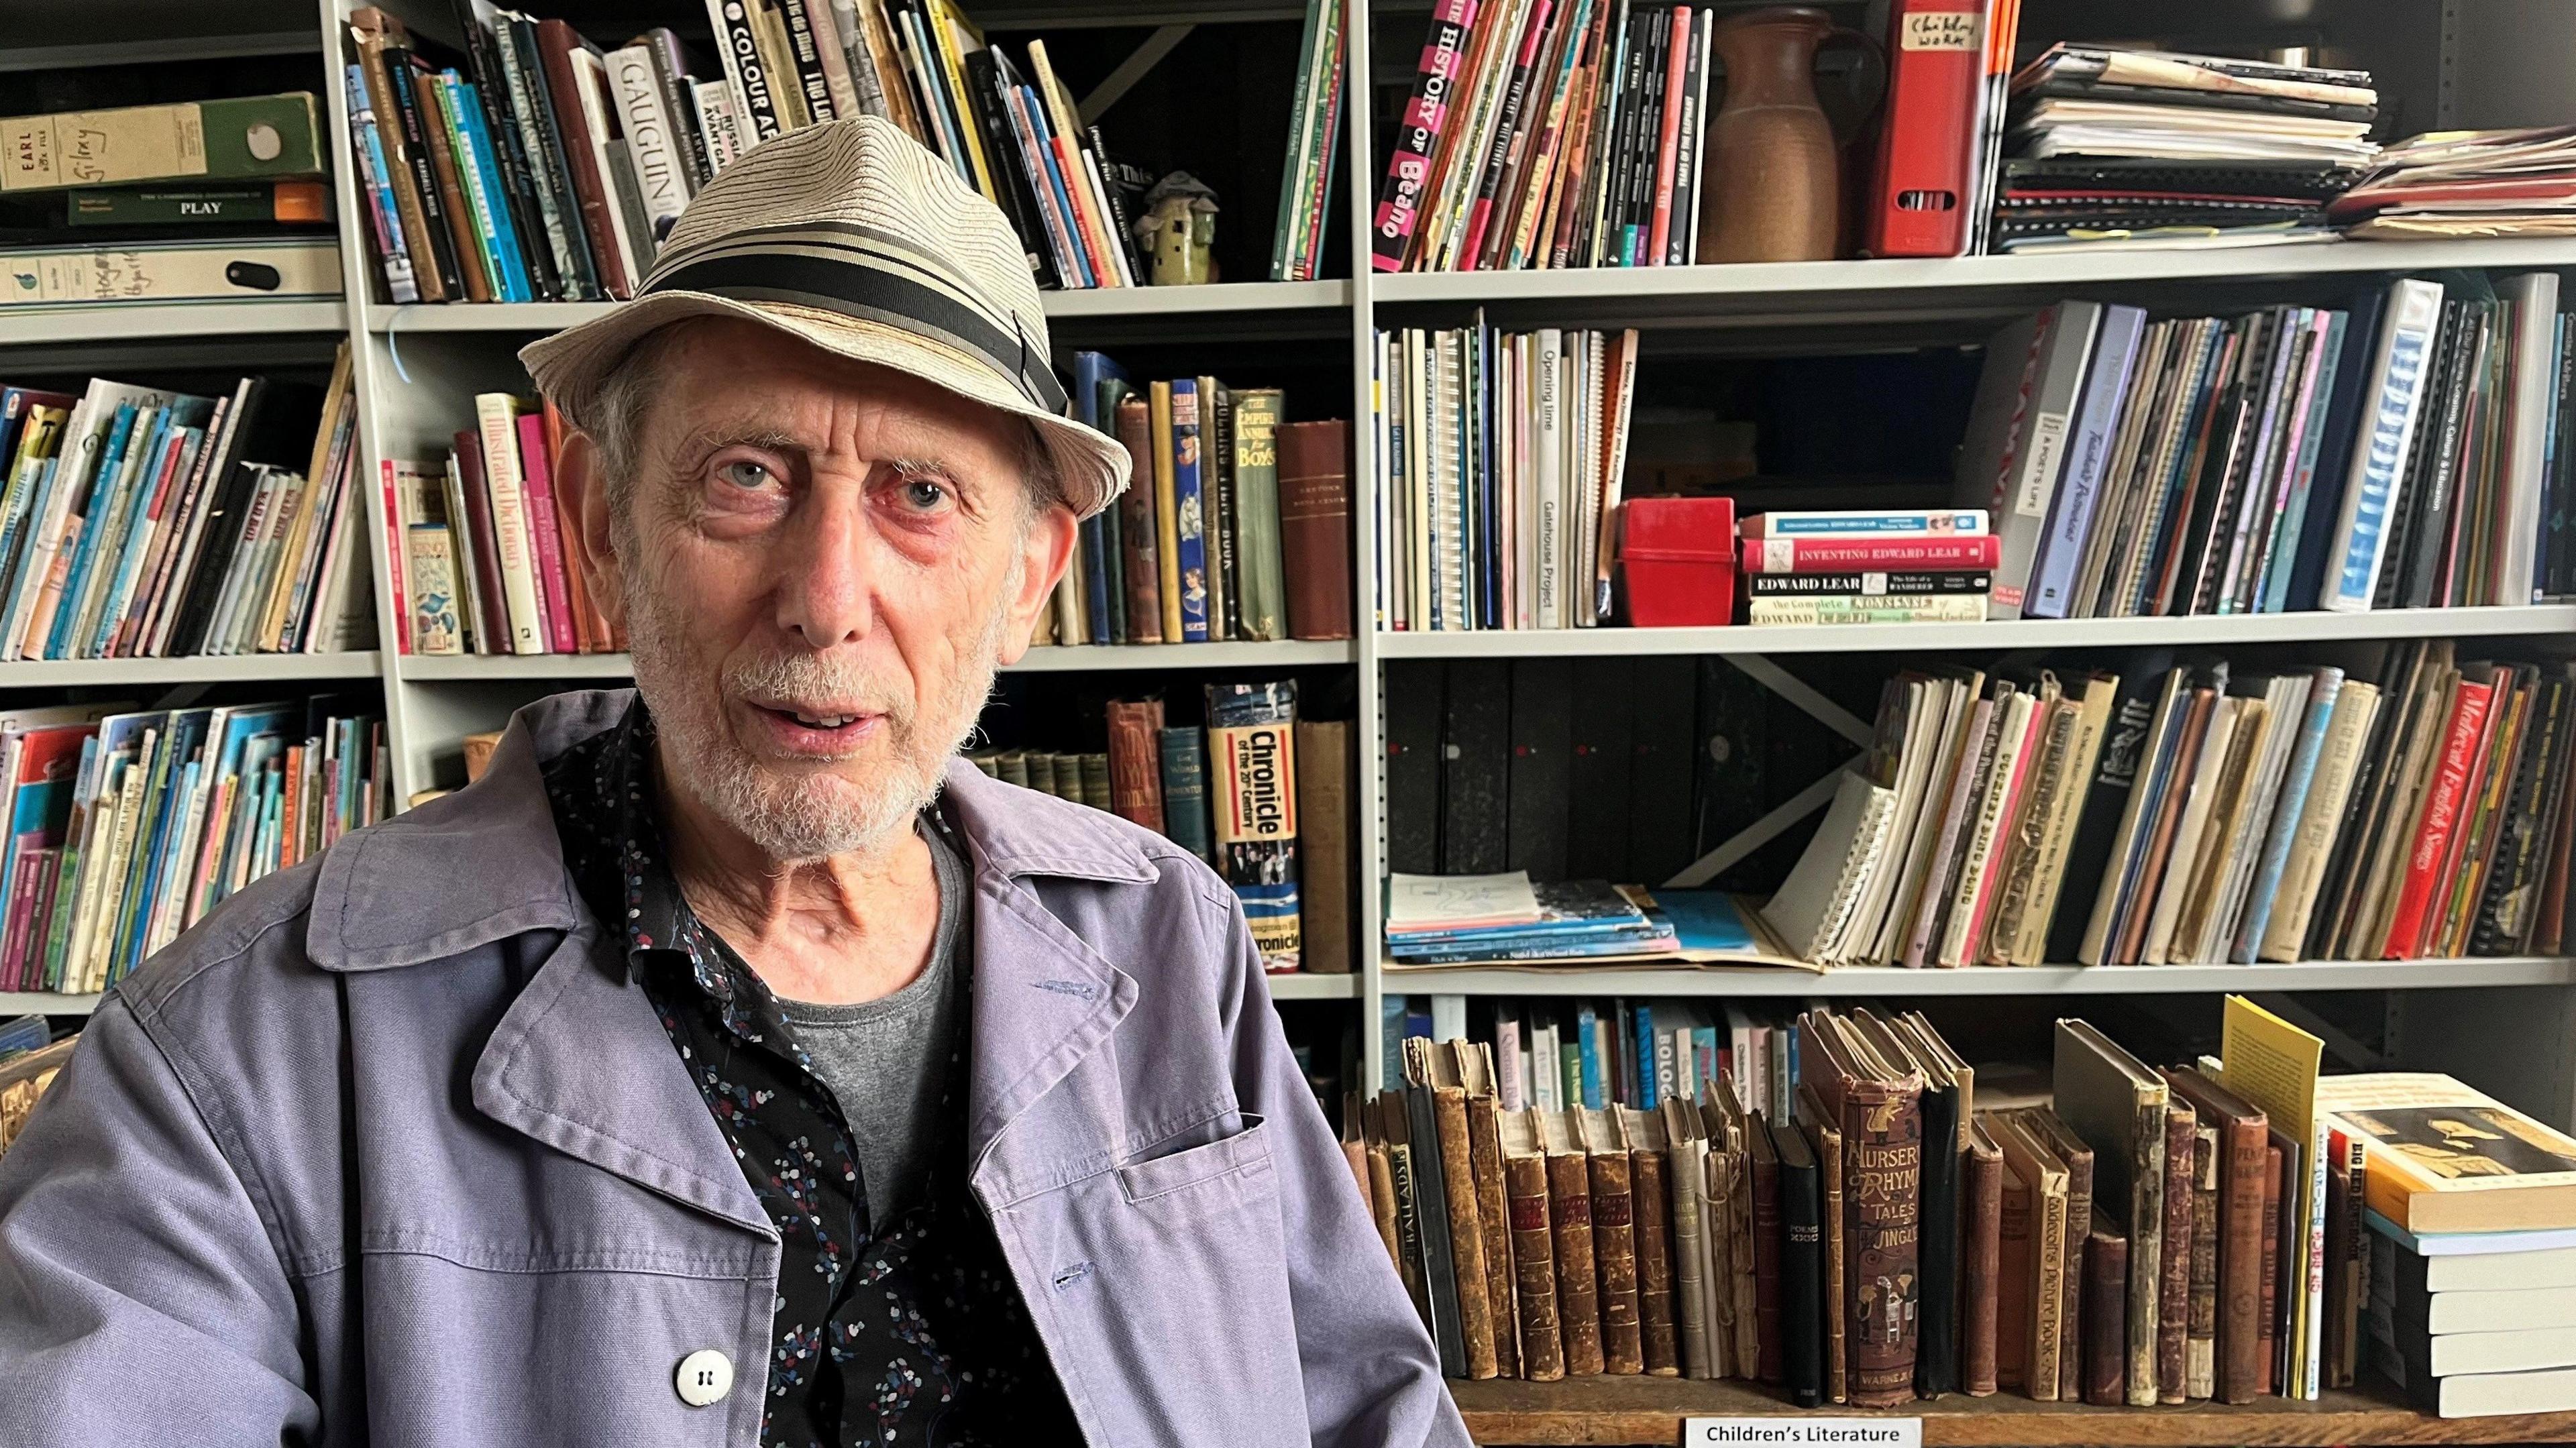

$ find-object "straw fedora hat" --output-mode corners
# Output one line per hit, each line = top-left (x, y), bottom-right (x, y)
(520, 116), (1128, 519)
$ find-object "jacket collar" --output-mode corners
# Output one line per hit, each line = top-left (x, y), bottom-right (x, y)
(306, 688), (1157, 971)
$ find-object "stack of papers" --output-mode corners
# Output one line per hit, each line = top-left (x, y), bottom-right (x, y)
(2331, 126), (2576, 239)
(1385, 873), (1676, 964)
(1994, 46), (2377, 251)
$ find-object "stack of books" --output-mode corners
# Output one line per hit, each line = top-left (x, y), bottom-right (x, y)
(390, 393), (621, 657)
(0, 93), (339, 309)
(1374, 321), (1642, 631)
(0, 697), (388, 996)
(2338, 1073), (2576, 1416)
(0, 354), (372, 661)
(1045, 357), (1354, 647)
(1993, 46), (2377, 252)
(1762, 640), (2576, 970)
(1955, 276), (2576, 620)
(1371, 1), (1715, 272)
(1385, 871), (1678, 965)
(1738, 510), (1995, 627)
(2332, 126), (2576, 241)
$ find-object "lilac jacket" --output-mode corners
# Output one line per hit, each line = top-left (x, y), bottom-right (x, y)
(0, 689), (1465, 1447)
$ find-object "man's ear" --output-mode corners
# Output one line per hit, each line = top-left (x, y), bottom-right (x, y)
(994, 500), (1078, 665)
(556, 427), (627, 632)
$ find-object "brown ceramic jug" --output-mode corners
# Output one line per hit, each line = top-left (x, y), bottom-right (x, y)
(1697, 7), (1873, 264)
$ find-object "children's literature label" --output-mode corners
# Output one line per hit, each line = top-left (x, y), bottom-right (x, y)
(1681, 1418), (1921, 1448)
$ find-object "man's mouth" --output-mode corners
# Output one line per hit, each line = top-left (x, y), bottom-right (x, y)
(747, 701), (885, 753)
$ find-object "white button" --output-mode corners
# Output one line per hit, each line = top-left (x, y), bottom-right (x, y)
(675, 1349), (733, 1408)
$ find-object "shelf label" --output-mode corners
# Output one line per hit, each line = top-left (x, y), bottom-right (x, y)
(1681, 1419), (1921, 1448)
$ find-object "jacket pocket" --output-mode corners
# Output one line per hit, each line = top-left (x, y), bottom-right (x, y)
(1115, 1112), (1268, 1204)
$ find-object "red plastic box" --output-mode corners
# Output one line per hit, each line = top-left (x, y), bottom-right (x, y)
(1619, 496), (1738, 627)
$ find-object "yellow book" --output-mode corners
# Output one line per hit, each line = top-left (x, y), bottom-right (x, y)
(927, 0), (998, 203)
(2216, 994), (2324, 1399)
(2316, 1072), (2576, 1235)
(1150, 381), (1181, 644)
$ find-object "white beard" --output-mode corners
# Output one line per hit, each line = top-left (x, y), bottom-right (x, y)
(622, 556), (1018, 862)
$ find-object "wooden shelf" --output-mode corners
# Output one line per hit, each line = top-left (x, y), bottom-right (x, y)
(1375, 606), (2576, 661)
(1448, 1376), (2576, 1446)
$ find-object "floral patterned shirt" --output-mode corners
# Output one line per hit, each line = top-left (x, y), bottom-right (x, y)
(539, 701), (1079, 1446)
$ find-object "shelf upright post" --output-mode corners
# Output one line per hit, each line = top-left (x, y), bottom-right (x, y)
(1346, 0), (1390, 1090)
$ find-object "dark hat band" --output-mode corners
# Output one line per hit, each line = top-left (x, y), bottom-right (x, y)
(644, 238), (1067, 416)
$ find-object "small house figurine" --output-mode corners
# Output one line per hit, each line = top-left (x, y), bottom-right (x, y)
(1137, 172), (1218, 286)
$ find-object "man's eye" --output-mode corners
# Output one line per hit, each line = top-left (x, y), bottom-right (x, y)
(900, 478), (951, 511)
(718, 459), (779, 492)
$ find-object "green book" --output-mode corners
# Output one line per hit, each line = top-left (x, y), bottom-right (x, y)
(67, 181), (330, 227)
(1230, 388), (1289, 642)
(3, 94), (326, 193)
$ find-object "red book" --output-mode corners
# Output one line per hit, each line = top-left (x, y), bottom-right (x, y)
(451, 431), (511, 656)
(1864, 0), (1982, 257)
(515, 412), (579, 655)
(1645, 6), (1693, 265)
(535, 19), (633, 298)
(380, 458), (408, 656)
(2383, 675), (2499, 958)
(1739, 534), (2002, 573)
(1370, 0), (1485, 271)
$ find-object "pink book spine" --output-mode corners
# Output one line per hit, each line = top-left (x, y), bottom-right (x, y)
(3, 836), (44, 990)
(1963, 704), (2045, 954)
(515, 413), (579, 655)
(380, 460), (409, 656)
(1646, 6), (1691, 264)
(1369, 0), (1485, 272)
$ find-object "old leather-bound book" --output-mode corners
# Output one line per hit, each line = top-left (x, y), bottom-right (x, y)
(1377, 1091), (1436, 1344)
(1104, 698), (1168, 832)
(2082, 1209), (2131, 1406)
(2186, 1123), (2220, 1400)
(1705, 1080), (1761, 1380)
(2157, 1099), (2199, 1404)
(1578, 1107), (1646, 1374)
(1661, 1099), (1714, 1378)
(1499, 1109), (1564, 1381)
(1749, 1113), (1784, 1384)
(1540, 1110), (1604, 1376)
(1359, 1095), (1403, 1278)
(1796, 1010), (1925, 1408)
(1960, 1118), (2005, 1397)
(1796, 1084), (1849, 1403)
(1990, 1111), (2069, 1401)
(2016, 1108), (2094, 1404)
(2257, 1140), (2284, 1396)
(2161, 1066), (2269, 1403)
(1875, 1009), (1972, 1398)
(1415, 1039), (1495, 1378)
(1620, 1106), (1680, 1376)
(1277, 419), (1355, 640)
(1994, 1153), (2033, 1394)
(1460, 1044), (1520, 1378)
(1776, 1116), (1826, 1408)
(2052, 1019), (2169, 1406)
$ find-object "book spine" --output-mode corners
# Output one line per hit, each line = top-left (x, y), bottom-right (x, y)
(1507, 1146), (1566, 1380)
(1469, 1090), (1521, 1380)
(2322, 280), (2444, 611)
(607, 46), (692, 242)
(2082, 1220), (2129, 1406)
(1430, 1085), (1499, 1378)
(472, 397), (546, 654)
(706, 0), (788, 142)
(499, 16), (600, 300)
(1104, 702), (1165, 832)
(2256, 1144), (2282, 1397)
(513, 412), (578, 655)
(2382, 677), (2498, 956)
(775, 0), (843, 123)
(2159, 1103), (2197, 1404)
(1548, 1148), (1605, 1375)
(1962, 1143), (2002, 1396)
(2029, 306), (2147, 618)
(1744, 570), (1991, 596)
(1230, 391), (1288, 641)
(1644, 6), (1689, 264)
(352, 31), (453, 302)
(1741, 535), (2002, 572)
(1843, 1081), (1923, 1407)
(1747, 595), (1988, 626)
(537, 23), (635, 299)
(1782, 1150), (1824, 1406)
(1371, 0), (1484, 270)
(1631, 1145), (1676, 1376)
(1591, 1138), (1644, 1374)
(446, 80), (535, 304)
(1155, 725), (1212, 862)
(2188, 1125), (2220, 1400)
(1280, 420), (1356, 641)
(1205, 681), (1300, 967)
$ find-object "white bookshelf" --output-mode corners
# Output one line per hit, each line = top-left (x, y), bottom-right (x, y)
(0, 1), (2569, 1149)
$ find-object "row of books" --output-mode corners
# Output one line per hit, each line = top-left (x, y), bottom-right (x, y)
(1371, 0), (1721, 273)
(1958, 276), (2575, 622)
(1770, 641), (2576, 970)
(1036, 356), (1354, 647)
(0, 353), (372, 661)
(1992, 46), (2377, 253)
(0, 698), (390, 996)
(1373, 994), (2575, 1412)
(1734, 508), (1996, 627)
(1373, 321), (1641, 632)
(392, 392), (621, 657)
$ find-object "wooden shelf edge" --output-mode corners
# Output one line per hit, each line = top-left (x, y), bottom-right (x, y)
(1449, 1378), (2576, 1446)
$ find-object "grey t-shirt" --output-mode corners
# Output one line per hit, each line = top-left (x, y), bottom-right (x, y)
(773, 812), (968, 1228)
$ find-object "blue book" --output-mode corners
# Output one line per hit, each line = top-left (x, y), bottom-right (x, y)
(1693, 1025), (1718, 1097)
(62, 411), (172, 658)
(1171, 379), (1210, 641)
(46, 403), (145, 660)
(89, 396), (212, 657)
(2323, 278), (2446, 611)
(1634, 1003), (1658, 1111)
(1575, 1002), (1604, 1109)
(112, 708), (206, 979)
(2027, 303), (2147, 618)
(445, 76), (535, 304)
(1014, 85), (1093, 287)
(2260, 311), (2354, 613)
(1381, 993), (1407, 1091)
(2231, 669), (2345, 962)
(1069, 352), (1128, 644)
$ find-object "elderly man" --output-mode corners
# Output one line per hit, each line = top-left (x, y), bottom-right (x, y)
(0, 119), (1463, 1447)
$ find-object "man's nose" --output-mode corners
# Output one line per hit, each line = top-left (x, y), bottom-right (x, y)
(773, 488), (877, 649)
